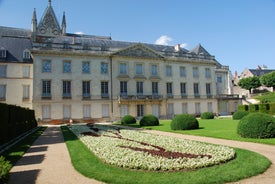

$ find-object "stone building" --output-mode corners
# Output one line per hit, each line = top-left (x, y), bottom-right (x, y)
(0, 1), (240, 122)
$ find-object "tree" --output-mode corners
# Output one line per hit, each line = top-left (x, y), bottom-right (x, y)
(260, 71), (275, 92)
(238, 76), (261, 94)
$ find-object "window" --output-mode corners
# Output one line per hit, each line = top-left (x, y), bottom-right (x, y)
(119, 63), (127, 74)
(0, 85), (6, 100)
(195, 103), (201, 114)
(120, 105), (128, 117)
(152, 105), (160, 118)
(82, 61), (90, 73)
(136, 64), (143, 75)
(152, 82), (158, 95)
(102, 104), (109, 117)
(166, 66), (172, 77)
(22, 66), (30, 78)
(0, 47), (6, 58)
(23, 49), (30, 60)
(194, 83), (199, 97)
(167, 103), (174, 118)
(180, 66), (186, 77)
(63, 105), (71, 119)
(63, 81), (71, 98)
(63, 61), (71, 73)
(0, 65), (7, 78)
(217, 75), (222, 83)
(42, 105), (51, 119)
(182, 103), (188, 114)
(42, 60), (51, 73)
(82, 81), (90, 98)
(207, 102), (213, 113)
(151, 65), (158, 76)
(206, 83), (211, 96)
(120, 81), (127, 96)
(101, 63), (108, 74)
(101, 82), (109, 98)
(136, 82), (143, 96)
(137, 104), (144, 117)
(180, 83), (187, 97)
(23, 85), (30, 100)
(83, 105), (91, 118)
(166, 82), (173, 97)
(42, 80), (51, 98)
(193, 67), (199, 78)
(205, 68), (211, 78)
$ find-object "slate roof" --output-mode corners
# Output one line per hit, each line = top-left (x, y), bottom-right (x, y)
(248, 69), (275, 77)
(0, 29), (32, 63)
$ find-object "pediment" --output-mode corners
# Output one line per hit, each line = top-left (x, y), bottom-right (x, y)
(112, 44), (164, 59)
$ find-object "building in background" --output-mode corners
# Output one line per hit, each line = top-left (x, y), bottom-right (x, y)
(0, 0), (239, 122)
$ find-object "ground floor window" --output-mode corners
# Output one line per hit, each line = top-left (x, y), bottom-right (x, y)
(102, 104), (109, 117)
(167, 103), (174, 118)
(182, 103), (188, 114)
(63, 105), (71, 119)
(137, 104), (144, 117)
(83, 105), (91, 118)
(207, 102), (213, 112)
(195, 103), (201, 115)
(120, 105), (128, 117)
(42, 105), (51, 120)
(152, 104), (160, 118)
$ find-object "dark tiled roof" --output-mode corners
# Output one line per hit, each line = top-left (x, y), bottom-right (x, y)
(0, 36), (32, 63)
(0, 26), (31, 37)
(191, 44), (211, 56)
(249, 69), (275, 77)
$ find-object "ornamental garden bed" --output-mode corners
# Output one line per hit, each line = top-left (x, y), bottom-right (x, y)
(70, 124), (235, 171)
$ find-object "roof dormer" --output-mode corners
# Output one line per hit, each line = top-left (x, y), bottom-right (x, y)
(0, 47), (7, 59)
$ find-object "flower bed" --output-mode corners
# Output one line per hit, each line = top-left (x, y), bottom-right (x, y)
(70, 124), (235, 171)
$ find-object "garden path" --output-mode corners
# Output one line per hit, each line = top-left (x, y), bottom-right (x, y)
(144, 130), (275, 184)
(8, 125), (103, 184)
(7, 125), (275, 184)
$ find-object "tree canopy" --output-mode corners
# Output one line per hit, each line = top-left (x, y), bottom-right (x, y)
(260, 71), (275, 91)
(238, 76), (261, 94)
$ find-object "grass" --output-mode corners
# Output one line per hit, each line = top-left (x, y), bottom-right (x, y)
(128, 119), (275, 145)
(62, 126), (271, 184)
(0, 126), (47, 165)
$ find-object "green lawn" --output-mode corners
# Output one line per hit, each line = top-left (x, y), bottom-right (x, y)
(138, 118), (275, 145)
(61, 126), (271, 184)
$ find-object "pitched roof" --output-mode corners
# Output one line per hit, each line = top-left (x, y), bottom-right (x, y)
(191, 44), (211, 56)
(248, 69), (275, 77)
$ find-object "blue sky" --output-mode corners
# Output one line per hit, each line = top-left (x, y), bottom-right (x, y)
(1, 0), (275, 75)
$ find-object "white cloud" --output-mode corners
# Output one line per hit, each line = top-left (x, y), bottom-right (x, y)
(75, 31), (84, 35)
(155, 35), (173, 45)
(180, 43), (188, 48)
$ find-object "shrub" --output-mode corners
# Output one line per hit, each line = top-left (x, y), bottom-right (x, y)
(171, 114), (199, 130)
(237, 112), (275, 138)
(238, 105), (248, 111)
(248, 104), (259, 113)
(0, 156), (12, 184)
(232, 111), (249, 120)
(121, 115), (136, 125)
(269, 103), (275, 115)
(139, 114), (159, 126)
(259, 103), (270, 114)
(200, 112), (214, 119)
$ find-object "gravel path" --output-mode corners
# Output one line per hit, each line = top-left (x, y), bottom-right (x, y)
(7, 125), (275, 184)
(8, 126), (102, 184)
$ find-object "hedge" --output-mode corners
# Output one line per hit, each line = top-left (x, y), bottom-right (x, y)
(238, 105), (248, 111)
(0, 103), (37, 145)
(238, 103), (275, 115)
(248, 104), (259, 113)
(259, 104), (270, 114)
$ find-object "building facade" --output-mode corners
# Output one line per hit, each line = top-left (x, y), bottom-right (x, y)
(0, 1), (239, 122)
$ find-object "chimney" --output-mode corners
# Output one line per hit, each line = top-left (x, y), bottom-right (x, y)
(174, 44), (181, 52)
